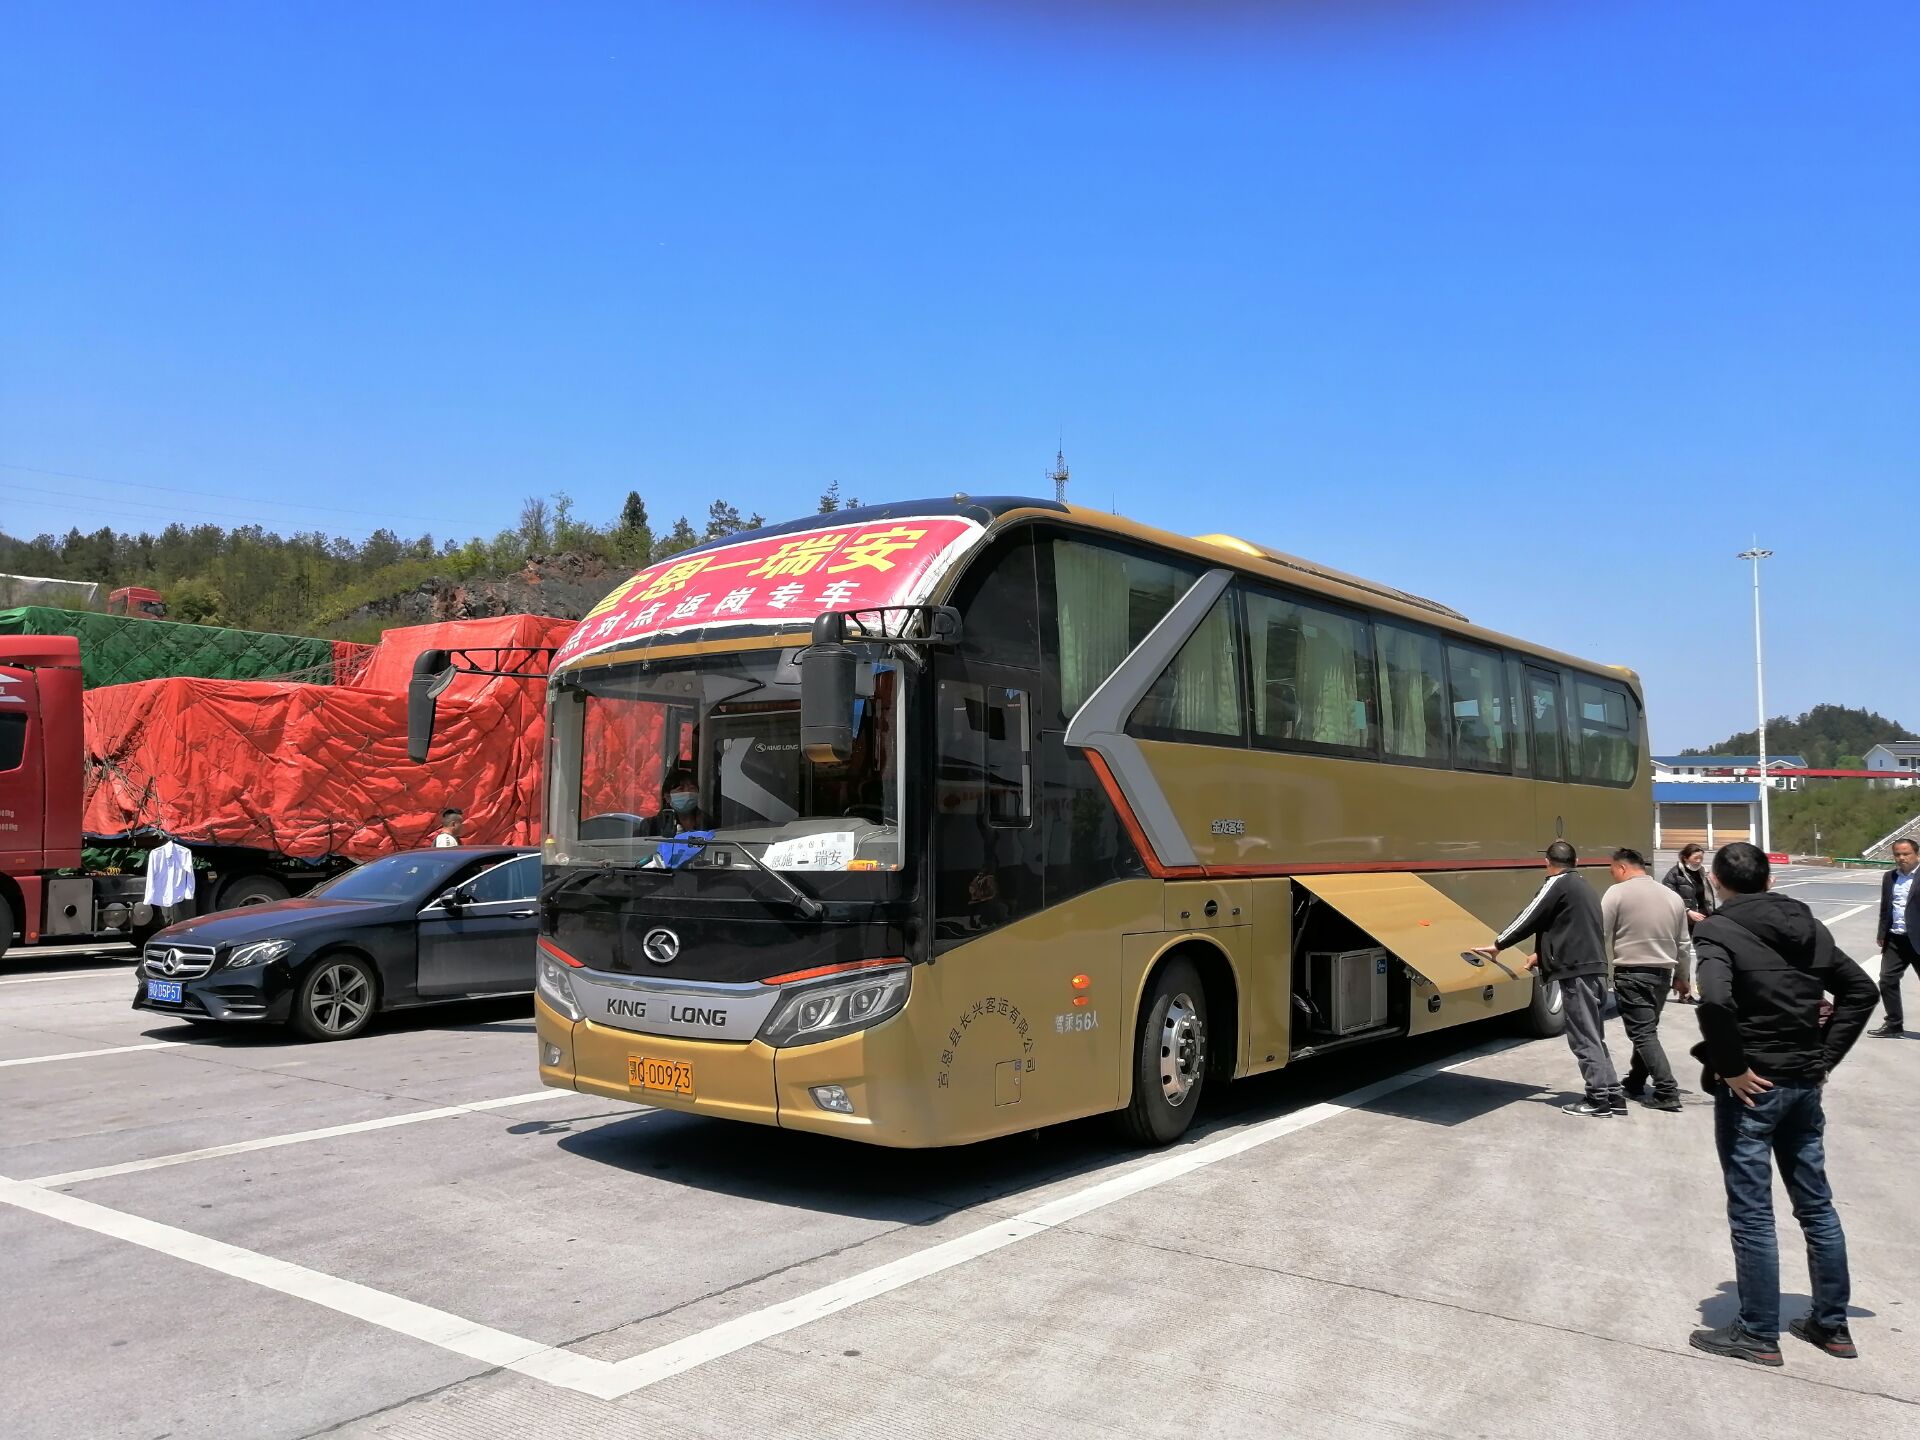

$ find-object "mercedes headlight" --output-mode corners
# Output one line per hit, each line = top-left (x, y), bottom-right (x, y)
(758, 964), (910, 1048)
(224, 939), (294, 969)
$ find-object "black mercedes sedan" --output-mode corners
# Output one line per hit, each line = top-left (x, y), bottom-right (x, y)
(132, 847), (540, 1040)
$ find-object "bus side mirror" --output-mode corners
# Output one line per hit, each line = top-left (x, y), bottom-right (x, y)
(407, 649), (454, 763)
(801, 615), (856, 764)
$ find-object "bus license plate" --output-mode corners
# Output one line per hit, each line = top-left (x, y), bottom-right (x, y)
(146, 980), (184, 1004)
(628, 1055), (694, 1096)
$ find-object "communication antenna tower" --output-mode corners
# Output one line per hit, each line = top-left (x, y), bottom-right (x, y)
(1047, 446), (1069, 504)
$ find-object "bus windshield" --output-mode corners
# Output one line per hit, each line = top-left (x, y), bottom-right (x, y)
(548, 648), (905, 873)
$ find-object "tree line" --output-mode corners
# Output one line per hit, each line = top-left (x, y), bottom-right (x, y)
(1681, 703), (1912, 771)
(0, 483), (866, 637)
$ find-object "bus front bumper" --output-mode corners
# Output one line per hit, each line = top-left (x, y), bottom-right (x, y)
(535, 992), (932, 1146)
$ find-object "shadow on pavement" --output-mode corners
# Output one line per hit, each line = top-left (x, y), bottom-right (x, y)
(556, 1018), (1545, 1223)
(1697, 1279), (1876, 1327)
(134, 994), (534, 1047)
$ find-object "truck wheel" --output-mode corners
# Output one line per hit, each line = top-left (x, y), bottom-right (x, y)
(1119, 957), (1209, 1147)
(1515, 974), (1567, 1038)
(291, 955), (379, 1041)
(218, 875), (289, 911)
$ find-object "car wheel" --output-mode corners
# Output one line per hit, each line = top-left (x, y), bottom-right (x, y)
(1118, 957), (1209, 1147)
(219, 874), (290, 910)
(1515, 974), (1567, 1038)
(292, 954), (378, 1041)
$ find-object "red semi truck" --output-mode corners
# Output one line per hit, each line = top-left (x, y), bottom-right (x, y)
(0, 615), (569, 960)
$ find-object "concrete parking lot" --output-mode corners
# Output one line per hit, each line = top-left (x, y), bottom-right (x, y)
(3, 864), (1914, 1439)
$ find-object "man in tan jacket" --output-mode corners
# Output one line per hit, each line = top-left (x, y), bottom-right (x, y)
(1603, 847), (1693, 1112)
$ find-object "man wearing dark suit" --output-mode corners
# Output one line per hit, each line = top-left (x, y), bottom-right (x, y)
(1872, 836), (1920, 1037)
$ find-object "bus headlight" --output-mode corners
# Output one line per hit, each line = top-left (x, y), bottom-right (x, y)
(758, 965), (911, 1048)
(536, 953), (583, 1021)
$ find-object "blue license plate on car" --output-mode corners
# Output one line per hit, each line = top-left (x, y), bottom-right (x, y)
(146, 980), (183, 1004)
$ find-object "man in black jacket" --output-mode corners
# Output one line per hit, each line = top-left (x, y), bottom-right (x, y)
(1688, 843), (1879, 1368)
(1870, 836), (1919, 1037)
(1471, 840), (1622, 1118)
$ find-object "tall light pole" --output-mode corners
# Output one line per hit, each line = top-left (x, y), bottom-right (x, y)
(1738, 547), (1773, 853)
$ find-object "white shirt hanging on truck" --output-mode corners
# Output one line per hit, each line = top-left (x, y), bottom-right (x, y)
(143, 839), (196, 908)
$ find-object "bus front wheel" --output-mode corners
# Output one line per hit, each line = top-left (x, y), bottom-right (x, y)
(1119, 958), (1210, 1147)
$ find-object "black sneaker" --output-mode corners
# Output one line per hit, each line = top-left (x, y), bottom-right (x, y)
(1690, 1323), (1783, 1366)
(1869, 1023), (1905, 1038)
(1622, 1082), (1646, 1101)
(1789, 1317), (1858, 1359)
(1561, 1099), (1615, 1118)
(1644, 1093), (1685, 1112)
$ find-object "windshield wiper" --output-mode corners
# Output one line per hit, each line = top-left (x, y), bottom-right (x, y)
(728, 840), (826, 920)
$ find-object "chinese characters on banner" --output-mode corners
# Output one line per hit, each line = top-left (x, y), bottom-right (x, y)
(554, 516), (985, 667)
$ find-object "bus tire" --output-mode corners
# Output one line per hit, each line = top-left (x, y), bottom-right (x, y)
(1516, 974), (1566, 1038)
(1119, 957), (1210, 1147)
(218, 874), (289, 911)
(290, 953), (379, 1042)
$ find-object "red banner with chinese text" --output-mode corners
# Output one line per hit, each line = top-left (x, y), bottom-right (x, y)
(554, 515), (985, 668)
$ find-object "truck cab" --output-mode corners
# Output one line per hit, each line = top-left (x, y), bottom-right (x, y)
(0, 636), (85, 954)
(107, 587), (168, 619)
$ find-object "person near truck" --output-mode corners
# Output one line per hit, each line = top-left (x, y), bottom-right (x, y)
(1687, 842), (1879, 1368)
(1602, 847), (1692, 1112)
(432, 808), (465, 848)
(1470, 840), (1623, 1118)
(1870, 835), (1920, 1037)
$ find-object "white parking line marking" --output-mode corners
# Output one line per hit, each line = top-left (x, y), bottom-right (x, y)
(0, 1042), (182, 1069)
(1824, 903), (1871, 925)
(0, 1038), (1511, 1400)
(593, 1038), (1516, 1395)
(0, 971), (136, 986)
(0, 1175), (615, 1393)
(31, 1090), (581, 1187)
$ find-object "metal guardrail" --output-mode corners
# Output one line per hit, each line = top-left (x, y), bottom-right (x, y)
(1864, 811), (1920, 861)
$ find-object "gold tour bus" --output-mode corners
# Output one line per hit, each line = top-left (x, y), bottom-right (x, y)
(410, 497), (1649, 1147)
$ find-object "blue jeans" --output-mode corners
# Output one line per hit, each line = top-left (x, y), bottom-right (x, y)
(1713, 1079), (1851, 1341)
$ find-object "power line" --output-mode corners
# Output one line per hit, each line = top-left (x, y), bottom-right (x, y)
(0, 460), (472, 529)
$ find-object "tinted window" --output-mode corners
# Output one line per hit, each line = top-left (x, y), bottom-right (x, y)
(953, 532), (1039, 668)
(1246, 588), (1375, 754)
(1375, 622), (1449, 764)
(938, 680), (1032, 827)
(315, 855), (464, 902)
(1574, 679), (1637, 785)
(1445, 642), (1512, 774)
(1526, 670), (1565, 782)
(463, 854), (540, 903)
(0, 712), (24, 772)
(1052, 538), (1201, 718)
(1127, 592), (1245, 744)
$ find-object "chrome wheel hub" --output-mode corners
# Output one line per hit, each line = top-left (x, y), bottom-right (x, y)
(1159, 992), (1205, 1108)
(1544, 979), (1564, 1015)
(312, 964), (372, 1034)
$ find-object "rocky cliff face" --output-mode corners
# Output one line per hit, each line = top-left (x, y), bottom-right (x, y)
(346, 553), (627, 626)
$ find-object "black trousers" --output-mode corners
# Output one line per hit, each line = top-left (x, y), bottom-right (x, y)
(1614, 966), (1679, 1099)
(1882, 933), (1919, 1029)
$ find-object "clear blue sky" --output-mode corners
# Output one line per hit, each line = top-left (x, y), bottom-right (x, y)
(3, 2), (1914, 749)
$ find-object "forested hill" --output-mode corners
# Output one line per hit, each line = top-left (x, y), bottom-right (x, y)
(0, 483), (862, 641)
(1682, 704), (1913, 769)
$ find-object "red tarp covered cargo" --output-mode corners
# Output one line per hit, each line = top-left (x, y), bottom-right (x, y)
(82, 615), (574, 860)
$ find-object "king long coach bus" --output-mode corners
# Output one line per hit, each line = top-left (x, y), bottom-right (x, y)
(410, 497), (1649, 1147)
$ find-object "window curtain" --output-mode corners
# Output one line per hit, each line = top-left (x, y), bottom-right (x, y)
(1378, 625), (1440, 758)
(1301, 618), (1364, 747)
(1055, 542), (1133, 718)
(1166, 597), (1240, 735)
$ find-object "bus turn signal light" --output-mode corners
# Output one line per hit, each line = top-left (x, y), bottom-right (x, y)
(1071, 974), (1091, 989)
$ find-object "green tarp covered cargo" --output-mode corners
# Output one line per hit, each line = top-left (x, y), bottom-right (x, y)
(0, 606), (349, 688)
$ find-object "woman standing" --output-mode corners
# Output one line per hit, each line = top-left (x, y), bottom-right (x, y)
(1663, 843), (1714, 1002)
